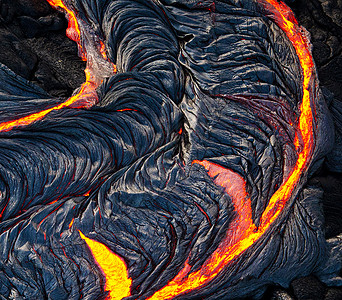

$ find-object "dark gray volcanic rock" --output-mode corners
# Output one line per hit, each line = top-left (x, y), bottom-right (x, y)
(0, 0), (341, 299)
(0, 0), (86, 96)
(289, 0), (342, 101)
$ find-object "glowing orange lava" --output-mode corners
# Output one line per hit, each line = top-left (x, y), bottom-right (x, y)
(146, 0), (315, 299)
(46, 0), (84, 56)
(0, 0), (104, 133)
(78, 230), (132, 300)
(68, 218), (74, 229)
(0, 72), (97, 132)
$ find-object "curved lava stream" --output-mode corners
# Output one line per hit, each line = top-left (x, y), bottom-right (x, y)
(147, 1), (315, 299)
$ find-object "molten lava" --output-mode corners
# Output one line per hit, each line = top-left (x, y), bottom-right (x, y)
(46, 0), (83, 55)
(78, 230), (132, 300)
(0, 70), (97, 132)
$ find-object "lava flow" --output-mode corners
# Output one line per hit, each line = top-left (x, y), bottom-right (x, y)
(41, 0), (314, 299)
(144, 0), (315, 299)
(45, 0), (316, 299)
(0, 0), (316, 299)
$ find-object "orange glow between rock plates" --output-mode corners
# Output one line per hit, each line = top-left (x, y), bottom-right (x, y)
(78, 230), (132, 300)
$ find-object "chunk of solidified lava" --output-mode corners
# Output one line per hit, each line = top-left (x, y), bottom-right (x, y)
(0, 0), (341, 299)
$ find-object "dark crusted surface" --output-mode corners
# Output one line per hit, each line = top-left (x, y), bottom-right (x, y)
(289, 0), (342, 102)
(0, 0), (86, 97)
(0, 0), (341, 299)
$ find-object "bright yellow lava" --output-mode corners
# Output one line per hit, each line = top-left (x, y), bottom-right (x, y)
(46, 0), (83, 53)
(78, 230), (132, 300)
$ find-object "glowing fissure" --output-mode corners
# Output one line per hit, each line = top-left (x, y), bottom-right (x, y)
(146, 0), (315, 299)
(78, 230), (132, 300)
